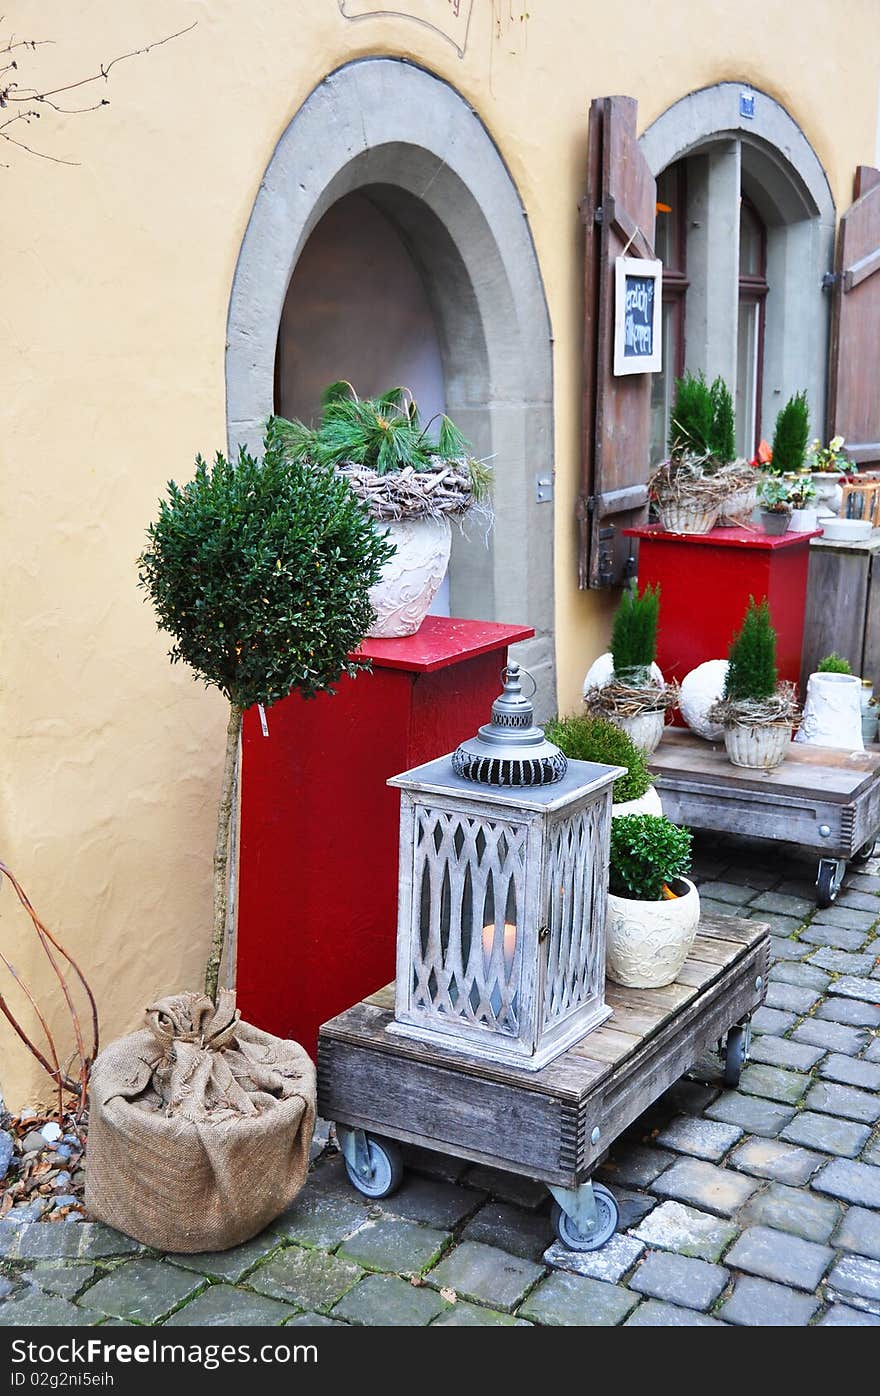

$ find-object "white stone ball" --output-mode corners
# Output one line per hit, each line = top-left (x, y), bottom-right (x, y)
(583, 651), (664, 695)
(680, 660), (729, 740)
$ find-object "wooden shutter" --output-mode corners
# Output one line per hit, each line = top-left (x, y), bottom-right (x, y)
(828, 165), (880, 467)
(577, 96), (657, 589)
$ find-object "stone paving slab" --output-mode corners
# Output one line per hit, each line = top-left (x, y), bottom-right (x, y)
(332, 1272), (448, 1326)
(163, 1285), (294, 1326)
(650, 1157), (758, 1216)
(747, 1035), (825, 1072)
(736, 1182), (841, 1243)
(728, 1136), (824, 1186)
(825, 1255), (880, 1315)
(780, 1109), (872, 1158)
(654, 1115), (743, 1162)
(812, 1158), (880, 1209)
(461, 1201), (552, 1262)
(718, 1275), (820, 1326)
(624, 1299), (725, 1326)
(630, 1201), (738, 1262)
(337, 1218), (449, 1277)
(542, 1232), (643, 1283)
(519, 1271), (638, 1326)
(78, 1258), (204, 1323)
(738, 1063), (809, 1105)
(816, 997), (880, 1027)
(833, 1206), (880, 1261)
(428, 1240), (543, 1312)
(819, 1303), (880, 1326)
(704, 1091), (796, 1138)
(249, 1245), (364, 1311)
(628, 1250), (727, 1311)
(818, 1054), (880, 1091)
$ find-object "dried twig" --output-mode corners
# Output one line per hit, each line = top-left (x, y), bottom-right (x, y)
(336, 459), (491, 522)
(708, 683), (801, 729)
(584, 679), (679, 719)
(0, 861), (98, 1115)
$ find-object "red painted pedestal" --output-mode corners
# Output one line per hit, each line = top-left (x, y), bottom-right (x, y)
(624, 525), (821, 688)
(237, 616), (533, 1058)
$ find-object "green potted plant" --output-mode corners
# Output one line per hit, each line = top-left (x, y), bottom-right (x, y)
(605, 813), (698, 988)
(817, 653), (853, 675)
(770, 391), (810, 475)
(137, 430), (393, 1003)
(271, 383), (492, 638)
(544, 714), (662, 817)
(708, 597), (800, 770)
(582, 583), (674, 752)
(787, 474), (819, 532)
(651, 372), (755, 533)
(805, 434), (857, 516)
(757, 475), (793, 534)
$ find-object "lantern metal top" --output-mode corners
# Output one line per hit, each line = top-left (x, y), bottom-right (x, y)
(451, 663), (568, 787)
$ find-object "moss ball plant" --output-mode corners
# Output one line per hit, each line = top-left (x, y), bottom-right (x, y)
(609, 813), (693, 902)
(818, 653), (853, 675)
(545, 714), (650, 804)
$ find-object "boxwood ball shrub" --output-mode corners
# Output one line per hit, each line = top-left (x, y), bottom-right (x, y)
(544, 714), (650, 804)
(817, 652), (853, 675)
(609, 813), (693, 902)
(138, 434), (394, 1000)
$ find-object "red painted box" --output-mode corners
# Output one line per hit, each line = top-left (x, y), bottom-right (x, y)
(237, 616), (533, 1057)
(624, 525), (821, 689)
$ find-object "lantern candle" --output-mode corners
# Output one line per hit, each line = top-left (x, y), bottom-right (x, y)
(481, 920), (517, 1016)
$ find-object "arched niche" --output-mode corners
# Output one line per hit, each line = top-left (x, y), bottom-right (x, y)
(226, 58), (556, 712)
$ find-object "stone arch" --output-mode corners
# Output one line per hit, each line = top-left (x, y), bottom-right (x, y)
(226, 58), (556, 710)
(640, 83), (836, 438)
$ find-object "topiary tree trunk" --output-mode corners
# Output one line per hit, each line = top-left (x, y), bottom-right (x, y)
(138, 436), (393, 1003)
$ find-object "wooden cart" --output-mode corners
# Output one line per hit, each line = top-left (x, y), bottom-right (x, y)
(650, 730), (880, 907)
(318, 914), (769, 1252)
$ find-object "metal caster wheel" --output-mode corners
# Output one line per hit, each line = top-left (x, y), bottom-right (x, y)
(339, 1129), (404, 1199)
(551, 1185), (619, 1252)
(852, 839), (877, 865)
(816, 857), (846, 909)
(722, 1022), (749, 1088)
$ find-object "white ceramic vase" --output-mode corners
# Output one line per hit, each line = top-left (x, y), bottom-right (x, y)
(811, 474), (844, 517)
(679, 660), (729, 741)
(795, 672), (864, 751)
(611, 784), (663, 819)
(612, 708), (665, 754)
(367, 517), (452, 638)
(724, 723), (791, 770)
(606, 877), (701, 988)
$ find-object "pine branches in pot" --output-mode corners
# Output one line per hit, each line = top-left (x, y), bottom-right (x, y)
(582, 583), (674, 752)
(605, 813), (698, 988)
(708, 598), (800, 771)
(271, 383), (492, 638)
(650, 373), (755, 533)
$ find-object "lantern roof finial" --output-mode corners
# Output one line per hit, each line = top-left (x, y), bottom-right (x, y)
(452, 664), (568, 787)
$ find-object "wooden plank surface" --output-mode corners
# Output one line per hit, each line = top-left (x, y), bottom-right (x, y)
(801, 545), (870, 687)
(321, 914), (767, 1101)
(651, 728), (880, 798)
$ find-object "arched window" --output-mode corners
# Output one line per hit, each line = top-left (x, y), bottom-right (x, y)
(737, 195), (769, 458)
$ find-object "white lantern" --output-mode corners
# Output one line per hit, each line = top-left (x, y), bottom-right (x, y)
(388, 665), (622, 1070)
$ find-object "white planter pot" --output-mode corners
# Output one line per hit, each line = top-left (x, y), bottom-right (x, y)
(611, 708), (665, 754)
(789, 507), (819, 533)
(810, 474), (844, 517)
(606, 877), (701, 989)
(679, 660), (729, 741)
(795, 672), (864, 751)
(723, 723), (791, 770)
(367, 517), (452, 638)
(611, 784), (663, 819)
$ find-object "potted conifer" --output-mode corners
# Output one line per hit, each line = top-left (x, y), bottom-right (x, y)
(650, 373), (756, 533)
(605, 813), (698, 988)
(796, 653), (864, 751)
(137, 428), (393, 1002)
(271, 383), (491, 638)
(583, 582), (672, 752)
(708, 598), (800, 770)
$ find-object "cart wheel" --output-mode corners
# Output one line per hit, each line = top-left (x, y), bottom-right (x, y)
(342, 1134), (404, 1199)
(816, 857), (845, 909)
(551, 1185), (619, 1252)
(723, 1023), (749, 1088)
(852, 839), (877, 865)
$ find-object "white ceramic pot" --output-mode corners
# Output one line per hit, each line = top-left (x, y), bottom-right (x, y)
(657, 501), (719, 535)
(679, 660), (729, 741)
(789, 507), (819, 533)
(811, 474), (844, 517)
(795, 672), (864, 751)
(367, 516), (452, 638)
(612, 708), (665, 754)
(606, 877), (701, 988)
(724, 723), (791, 769)
(611, 784), (662, 819)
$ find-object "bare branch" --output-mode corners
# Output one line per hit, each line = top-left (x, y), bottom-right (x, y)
(0, 128), (78, 164)
(20, 21), (197, 102)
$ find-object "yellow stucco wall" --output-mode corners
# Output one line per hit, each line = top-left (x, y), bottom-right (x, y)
(2, 1), (878, 1104)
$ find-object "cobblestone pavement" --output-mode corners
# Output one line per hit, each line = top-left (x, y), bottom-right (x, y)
(2, 832), (880, 1328)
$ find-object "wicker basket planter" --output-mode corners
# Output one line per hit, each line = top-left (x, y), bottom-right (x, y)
(656, 500), (719, 535)
(723, 722), (791, 770)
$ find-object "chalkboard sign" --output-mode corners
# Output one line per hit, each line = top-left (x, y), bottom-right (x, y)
(613, 256), (662, 375)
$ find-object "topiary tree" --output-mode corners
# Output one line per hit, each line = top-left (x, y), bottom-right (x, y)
(609, 813), (693, 901)
(771, 391), (810, 473)
(668, 372), (715, 456)
(709, 377), (736, 464)
(723, 597), (778, 702)
(544, 714), (650, 804)
(610, 582), (660, 680)
(137, 432), (393, 1001)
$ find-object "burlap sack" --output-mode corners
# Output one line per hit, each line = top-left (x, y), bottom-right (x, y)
(85, 990), (316, 1252)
